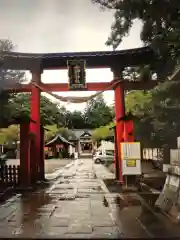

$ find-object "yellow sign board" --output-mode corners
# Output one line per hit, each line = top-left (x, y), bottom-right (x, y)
(126, 160), (136, 167)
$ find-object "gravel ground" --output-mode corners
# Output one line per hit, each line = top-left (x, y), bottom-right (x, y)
(45, 159), (73, 173)
(6, 159), (73, 174)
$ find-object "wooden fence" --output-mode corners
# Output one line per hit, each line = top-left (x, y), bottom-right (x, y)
(0, 165), (20, 186)
(141, 148), (164, 172)
(142, 148), (163, 161)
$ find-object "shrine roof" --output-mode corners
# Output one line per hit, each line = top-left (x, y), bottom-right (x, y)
(0, 46), (155, 70)
(45, 134), (74, 146)
(71, 129), (93, 140)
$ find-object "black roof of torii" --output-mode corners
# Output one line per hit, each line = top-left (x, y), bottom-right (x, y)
(0, 46), (155, 70)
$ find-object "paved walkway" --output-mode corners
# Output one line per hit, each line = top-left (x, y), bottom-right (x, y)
(0, 159), (180, 238)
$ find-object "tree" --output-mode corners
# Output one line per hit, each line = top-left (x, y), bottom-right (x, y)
(126, 90), (152, 115)
(39, 96), (67, 126)
(0, 39), (26, 127)
(125, 90), (154, 146)
(125, 79), (180, 148)
(84, 95), (113, 128)
(149, 80), (180, 147)
(58, 127), (76, 141)
(44, 125), (75, 143)
(6, 93), (67, 126)
(123, 65), (155, 83)
(44, 125), (59, 142)
(3, 92), (115, 130)
(91, 0), (180, 147)
(92, 123), (114, 142)
(0, 125), (19, 145)
(64, 110), (86, 129)
(92, 0), (180, 78)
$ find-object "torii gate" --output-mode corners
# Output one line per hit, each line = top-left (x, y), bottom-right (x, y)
(1, 46), (156, 185)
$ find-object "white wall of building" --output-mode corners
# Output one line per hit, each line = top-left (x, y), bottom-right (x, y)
(98, 140), (114, 155)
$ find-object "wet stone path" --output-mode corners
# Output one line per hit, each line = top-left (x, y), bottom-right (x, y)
(0, 159), (180, 238)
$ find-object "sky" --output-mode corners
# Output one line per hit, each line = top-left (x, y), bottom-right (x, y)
(0, 0), (143, 111)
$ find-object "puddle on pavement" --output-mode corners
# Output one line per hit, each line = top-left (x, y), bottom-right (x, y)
(103, 179), (120, 193)
(77, 186), (103, 194)
(54, 186), (74, 190)
(107, 194), (142, 212)
(2, 192), (55, 230)
(121, 195), (142, 206)
(103, 196), (109, 207)
(75, 194), (90, 199)
(63, 176), (74, 179)
(0, 189), (82, 235)
(92, 186), (102, 191)
(139, 192), (159, 207)
(58, 180), (70, 184)
(92, 174), (97, 179)
(58, 195), (75, 201)
(0, 192), (17, 204)
(105, 192), (180, 238)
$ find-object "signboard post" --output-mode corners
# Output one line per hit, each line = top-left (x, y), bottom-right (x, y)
(67, 60), (86, 90)
(120, 142), (141, 175)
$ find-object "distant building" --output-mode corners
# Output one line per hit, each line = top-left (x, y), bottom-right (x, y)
(69, 129), (93, 155)
(45, 134), (74, 159)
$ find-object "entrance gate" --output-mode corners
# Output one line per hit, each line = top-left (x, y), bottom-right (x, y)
(1, 46), (156, 185)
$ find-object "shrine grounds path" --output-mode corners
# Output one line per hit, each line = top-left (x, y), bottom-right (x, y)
(0, 158), (180, 238)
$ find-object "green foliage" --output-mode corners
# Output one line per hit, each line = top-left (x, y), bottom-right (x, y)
(0, 124), (76, 145)
(126, 90), (152, 116)
(58, 127), (76, 141)
(92, 122), (114, 141)
(3, 91), (113, 130)
(0, 39), (25, 127)
(44, 125), (75, 143)
(44, 125), (59, 142)
(6, 93), (67, 126)
(84, 95), (114, 128)
(92, 0), (180, 77)
(65, 110), (86, 129)
(126, 80), (180, 147)
(0, 125), (19, 144)
(91, 1), (180, 146)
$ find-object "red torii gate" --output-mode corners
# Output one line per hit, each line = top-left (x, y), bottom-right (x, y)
(1, 46), (156, 185)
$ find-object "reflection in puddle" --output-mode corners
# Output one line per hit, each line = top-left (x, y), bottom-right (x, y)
(20, 191), (53, 217)
(103, 197), (109, 207)
(115, 196), (128, 211)
(139, 192), (159, 207)
(113, 194), (141, 210)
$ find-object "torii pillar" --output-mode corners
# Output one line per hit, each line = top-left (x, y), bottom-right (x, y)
(39, 126), (45, 181)
(112, 66), (125, 184)
(30, 68), (42, 183)
(123, 116), (134, 142)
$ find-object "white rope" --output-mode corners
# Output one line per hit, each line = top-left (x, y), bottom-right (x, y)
(31, 79), (122, 103)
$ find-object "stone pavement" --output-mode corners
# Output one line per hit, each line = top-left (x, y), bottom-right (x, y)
(0, 159), (180, 238)
(45, 160), (74, 180)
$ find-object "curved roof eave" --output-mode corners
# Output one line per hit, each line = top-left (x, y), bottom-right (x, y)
(0, 46), (152, 58)
(0, 46), (155, 70)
